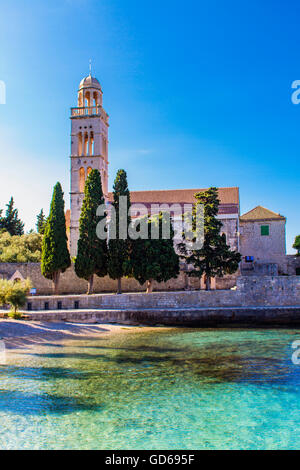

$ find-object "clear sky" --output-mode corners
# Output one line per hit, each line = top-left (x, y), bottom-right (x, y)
(0, 0), (299, 253)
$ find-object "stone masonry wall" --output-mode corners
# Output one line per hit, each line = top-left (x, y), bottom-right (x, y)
(0, 263), (239, 295)
(0, 262), (201, 295)
(240, 219), (286, 265)
(15, 275), (300, 312)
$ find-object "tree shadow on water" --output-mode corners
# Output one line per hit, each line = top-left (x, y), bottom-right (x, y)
(0, 389), (102, 416)
(74, 345), (184, 354)
(0, 366), (101, 382)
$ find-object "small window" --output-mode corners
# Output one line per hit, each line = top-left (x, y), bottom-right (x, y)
(44, 302), (49, 311)
(296, 268), (300, 276)
(245, 256), (254, 263)
(57, 301), (62, 310)
(27, 302), (32, 311)
(74, 301), (79, 309)
(261, 225), (269, 236)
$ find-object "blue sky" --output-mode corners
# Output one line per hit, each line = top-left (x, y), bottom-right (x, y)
(0, 0), (299, 253)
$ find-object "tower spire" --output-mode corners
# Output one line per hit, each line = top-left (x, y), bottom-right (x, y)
(89, 59), (92, 77)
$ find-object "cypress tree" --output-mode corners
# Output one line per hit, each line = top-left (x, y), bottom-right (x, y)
(179, 187), (241, 290)
(41, 182), (71, 294)
(107, 169), (132, 294)
(36, 209), (47, 234)
(75, 169), (108, 294)
(131, 212), (180, 293)
(0, 197), (24, 235)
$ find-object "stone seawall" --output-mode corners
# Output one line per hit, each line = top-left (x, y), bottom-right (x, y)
(0, 275), (298, 326)
(17, 275), (300, 311)
(22, 306), (300, 327)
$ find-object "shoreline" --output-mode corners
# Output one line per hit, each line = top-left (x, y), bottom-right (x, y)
(0, 319), (138, 351)
(1, 311), (300, 353)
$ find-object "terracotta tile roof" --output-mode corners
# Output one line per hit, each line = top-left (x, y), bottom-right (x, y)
(240, 205), (285, 222)
(108, 187), (239, 205)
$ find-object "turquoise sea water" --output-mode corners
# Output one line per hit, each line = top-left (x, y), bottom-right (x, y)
(0, 327), (300, 450)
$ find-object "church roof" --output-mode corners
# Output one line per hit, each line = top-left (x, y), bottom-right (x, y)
(79, 75), (102, 91)
(108, 187), (239, 206)
(240, 205), (285, 222)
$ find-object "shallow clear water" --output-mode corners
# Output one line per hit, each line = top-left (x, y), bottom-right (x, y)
(1, 327), (300, 450)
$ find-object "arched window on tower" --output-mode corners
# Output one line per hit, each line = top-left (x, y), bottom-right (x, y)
(102, 137), (107, 158)
(87, 167), (92, 178)
(85, 91), (90, 108)
(79, 167), (85, 193)
(78, 132), (83, 156)
(84, 132), (89, 156)
(93, 91), (98, 107)
(89, 132), (94, 156)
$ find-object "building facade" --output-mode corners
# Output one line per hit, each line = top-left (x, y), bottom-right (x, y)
(239, 205), (299, 275)
(68, 74), (299, 278)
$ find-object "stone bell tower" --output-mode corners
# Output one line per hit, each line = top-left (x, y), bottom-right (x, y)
(69, 74), (109, 256)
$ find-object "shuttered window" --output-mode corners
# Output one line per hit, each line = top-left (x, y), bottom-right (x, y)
(261, 225), (269, 236)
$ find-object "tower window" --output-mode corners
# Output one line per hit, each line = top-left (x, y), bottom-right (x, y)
(83, 133), (89, 156)
(93, 91), (98, 107)
(79, 167), (85, 192)
(78, 132), (83, 156)
(261, 225), (270, 236)
(85, 91), (91, 107)
(90, 132), (94, 156)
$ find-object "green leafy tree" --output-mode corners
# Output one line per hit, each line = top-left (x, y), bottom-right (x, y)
(75, 169), (108, 294)
(36, 209), (47, 234)
(0, 231), (42, 262)
(131, 212), (180, 293)
(0, 278), (32, 317)
(0, 279), (9, 306)
(293, 235), (300, 256)
(41, 182), (71, 294)
(108, 169), (132, 294)
(0, 197), (24, 235)
(6, 279), (32, 316)
(179, 187), (241, 290)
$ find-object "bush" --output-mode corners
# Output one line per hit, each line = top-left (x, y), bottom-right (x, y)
(8, 311), (23, 320)
(0, 279), (11, 305)
(0, 231), (42, 263)
(0, 278), (32, 315)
